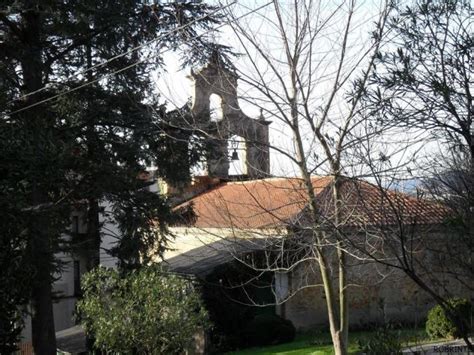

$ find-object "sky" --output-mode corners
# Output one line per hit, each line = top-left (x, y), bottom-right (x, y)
(152, 1), (437, 182)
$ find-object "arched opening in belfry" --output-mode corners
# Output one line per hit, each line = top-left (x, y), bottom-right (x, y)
(209, 94), (223, 121)
(228, 134), (247, 176)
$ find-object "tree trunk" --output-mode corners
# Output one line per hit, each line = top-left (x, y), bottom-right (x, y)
(338, 244), (348, 351)
(333, 176), (349, 349)
(21, 3), (57, 353)
(332, 331), (347, 355)
(292, 109), (349, 354)
(85, 42), (102, 271)
(316, 243), (347, 355)
(30, 236), (56, 355)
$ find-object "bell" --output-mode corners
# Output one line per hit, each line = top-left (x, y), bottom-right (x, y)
(231, 149), (239, 161)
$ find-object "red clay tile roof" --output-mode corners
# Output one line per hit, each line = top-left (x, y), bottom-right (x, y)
(335, 179), (449, 227)
(174, 176), (449, 229)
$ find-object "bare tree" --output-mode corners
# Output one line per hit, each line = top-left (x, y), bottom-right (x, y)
(160, 1), (393, 354)
(224, 2), (393, 353)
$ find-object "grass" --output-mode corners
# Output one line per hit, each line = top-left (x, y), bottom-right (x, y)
(226, 327), (440, 355)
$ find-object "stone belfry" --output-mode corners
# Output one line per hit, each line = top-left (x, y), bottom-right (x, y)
(189, 53), (271, 179)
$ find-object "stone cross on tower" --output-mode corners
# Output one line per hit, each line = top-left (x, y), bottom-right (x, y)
(189, 55), (270, 179)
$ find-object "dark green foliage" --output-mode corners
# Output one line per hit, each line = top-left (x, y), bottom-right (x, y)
(242, 314), (296, 347)
(357, 326), (402, 355)
(77, 266), (209, 354)
(426, 298), (472, 339)
(0, 0), (230, 350)
(202, 283), (256, 351)
(0, 119), (71, 353)
(202, 257), (276, 351)
(0, 206), (32, 354)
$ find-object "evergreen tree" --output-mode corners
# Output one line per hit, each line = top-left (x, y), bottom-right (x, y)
(0, 1), (230, 353)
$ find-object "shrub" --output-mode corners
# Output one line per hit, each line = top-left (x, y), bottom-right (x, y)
(358, 326), (402, 354)
(202, 260), (275, 351)
(241, 314), (296, 347)
(426, 298), (471, 339)
(76, 266), (209, 354)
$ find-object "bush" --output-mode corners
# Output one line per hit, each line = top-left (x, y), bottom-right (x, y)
(358, 326), (402, 355)
(76, 266), (209, 354)
(241, 314), (296, 347)
(426, 298), (471, 339)
(202, 260), (275, 351)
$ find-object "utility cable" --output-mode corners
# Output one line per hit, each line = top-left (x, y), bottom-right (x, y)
(5, 1), (236, 106)
(5, 1), (272, 118)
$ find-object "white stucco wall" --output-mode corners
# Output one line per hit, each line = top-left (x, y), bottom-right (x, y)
(99, 200), (120, 269)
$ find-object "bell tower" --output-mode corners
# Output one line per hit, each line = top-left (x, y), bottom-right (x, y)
(190, 54), (271, 179)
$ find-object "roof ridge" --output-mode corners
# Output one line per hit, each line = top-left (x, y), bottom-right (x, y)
(225, 175), (332, 185)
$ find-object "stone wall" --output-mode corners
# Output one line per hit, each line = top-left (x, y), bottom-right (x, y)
(277, 230), (473, 330)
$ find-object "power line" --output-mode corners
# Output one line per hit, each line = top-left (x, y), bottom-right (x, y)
(6, 2), (236, 106)
(8, 54), (160, 116)
(6, 1), (272, 118)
